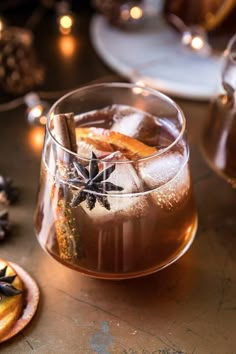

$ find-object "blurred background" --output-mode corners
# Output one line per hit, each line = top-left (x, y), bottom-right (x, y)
(0, 0), (235, 165)
(0, 3), (236, 352)
(0, 0), (235, 102)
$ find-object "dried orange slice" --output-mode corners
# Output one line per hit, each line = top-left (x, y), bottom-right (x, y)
(0, 259), (24, 341)
(0, 259), (39, 343)
(75, 127), (157, 159)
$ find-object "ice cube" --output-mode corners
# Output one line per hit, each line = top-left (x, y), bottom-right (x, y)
(111, 105), (161, 146)
(138, 150), (190, 210)
(138, 151), (183, 188)
(78, 152), (147, 223)
(102, 151), (143, 192)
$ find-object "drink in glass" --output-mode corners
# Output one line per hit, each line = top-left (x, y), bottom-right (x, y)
(35, 83), (197, 279)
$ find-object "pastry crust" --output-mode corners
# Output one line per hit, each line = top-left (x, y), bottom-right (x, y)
(0, 258), (24, 340)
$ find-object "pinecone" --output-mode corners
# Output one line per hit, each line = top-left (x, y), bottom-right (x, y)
(0, 27), (44, 95)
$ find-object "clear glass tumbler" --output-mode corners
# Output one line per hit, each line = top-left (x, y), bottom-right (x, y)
(202, 34), (236, 187)
(34, 83), (198, 279)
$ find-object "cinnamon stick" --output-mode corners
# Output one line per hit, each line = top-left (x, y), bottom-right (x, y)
(52, 113), (82, 261)
(54, 113), (77, 153)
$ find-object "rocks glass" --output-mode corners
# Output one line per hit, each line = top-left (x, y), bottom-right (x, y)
(34, 83), (197, 279)
(202, 34), (236, 187)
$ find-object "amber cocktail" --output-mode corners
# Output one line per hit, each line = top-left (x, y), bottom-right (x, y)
(35, 83), (197, 279)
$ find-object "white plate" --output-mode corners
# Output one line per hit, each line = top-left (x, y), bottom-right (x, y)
(90, 15), (223, 100)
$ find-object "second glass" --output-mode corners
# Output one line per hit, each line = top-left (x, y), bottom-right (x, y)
(35, 83), (197, 279)
(202, 34), (236, 187)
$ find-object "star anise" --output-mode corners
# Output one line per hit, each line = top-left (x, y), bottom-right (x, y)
(0, 210), (10, 241)
(0, 266), (23, 300)
(0, 175), (18, 205)
(69, 152), (123, 210)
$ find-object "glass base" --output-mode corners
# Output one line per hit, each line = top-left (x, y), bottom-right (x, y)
(201, 142), (236, 188)
(44, 218), (198, 280)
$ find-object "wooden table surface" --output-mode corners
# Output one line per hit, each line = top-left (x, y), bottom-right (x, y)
(0, 11), (236, 354)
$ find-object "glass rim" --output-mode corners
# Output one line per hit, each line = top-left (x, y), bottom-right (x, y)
(224, 33), (236, 64)
(46, 82), (186, 164)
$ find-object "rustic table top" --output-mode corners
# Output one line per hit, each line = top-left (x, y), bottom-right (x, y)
(0, 11), (235, 354)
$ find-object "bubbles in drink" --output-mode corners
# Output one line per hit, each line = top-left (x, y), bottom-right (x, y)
(138, 151), (183, 188)
(151, 164), (190, 210)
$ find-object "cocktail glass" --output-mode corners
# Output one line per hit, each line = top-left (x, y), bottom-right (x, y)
(34, 83), (197, 279)
(202, 34), (236, 187)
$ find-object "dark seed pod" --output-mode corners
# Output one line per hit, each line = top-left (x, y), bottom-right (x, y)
(69, 151), (123, 210)
(0, 266), (22, 298)
(0, 175), (18, 205)
(0, 275), (16, 284)
(0, 282), (22, 297)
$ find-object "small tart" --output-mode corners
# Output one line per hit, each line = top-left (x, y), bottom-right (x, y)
(0, 259), (39, 343)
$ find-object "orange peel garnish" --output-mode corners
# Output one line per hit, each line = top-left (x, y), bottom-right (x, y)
(76, 127), (157, 159)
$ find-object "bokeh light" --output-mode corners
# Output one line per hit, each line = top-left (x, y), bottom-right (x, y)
(28, 126), (45, 154)
(130, 6), (143, 20)
(59, 14), (74, 35)
(58, 35), (77, 58)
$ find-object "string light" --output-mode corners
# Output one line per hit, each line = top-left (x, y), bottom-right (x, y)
(56, 1), (74, 35)
(96, 0), (163, 28)
(24, 92), (49, 125)
(119, 3), (144, 25)
(168, 14), (211, 56)
(191, 36), (205, 51)
(0, 76), (118, 130)
(181, 28), (211, 55)
(130, 6), (143, 20)
(59, 14), (74, 35)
